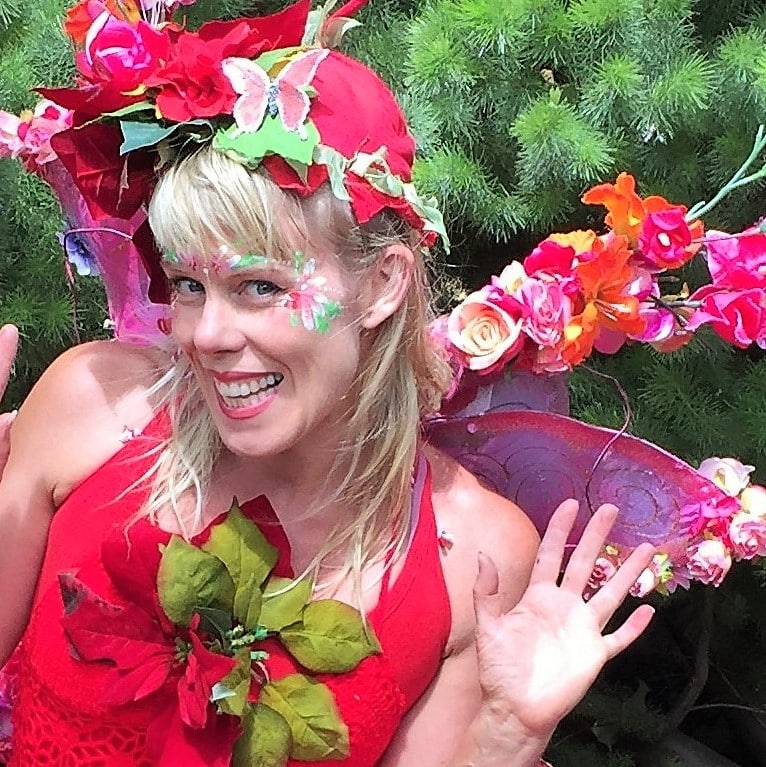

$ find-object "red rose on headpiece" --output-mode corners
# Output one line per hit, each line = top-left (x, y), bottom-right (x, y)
(77, 11), (170, 93)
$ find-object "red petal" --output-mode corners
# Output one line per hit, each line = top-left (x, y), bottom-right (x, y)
(177, 631), (236, 728)
(147, 704), (240, 767)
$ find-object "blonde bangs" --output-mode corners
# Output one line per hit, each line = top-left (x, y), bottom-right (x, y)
(149, 146), (299, 265)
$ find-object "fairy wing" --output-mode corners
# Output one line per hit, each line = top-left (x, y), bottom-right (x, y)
(221, 57), (270, 134)
(273, 48), (329, 135)
(42, 160), (168, 346)
(426, 410), (726, 563)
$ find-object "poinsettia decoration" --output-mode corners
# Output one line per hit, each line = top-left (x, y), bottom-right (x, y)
(58, 502), (379, 767)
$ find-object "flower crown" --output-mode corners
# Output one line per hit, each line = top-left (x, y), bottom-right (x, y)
(0, 0), (447, 307)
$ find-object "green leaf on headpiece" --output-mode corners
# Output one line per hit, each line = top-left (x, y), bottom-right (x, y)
(106, 101), (155, 119)
(260, 675), (349, 760)
(120, 120), (180, 155)
(214, 117), (320, 169)
(313, 145), (351, 202)
(260, 576), (313, 632)
(157, 537), (235, 625)
(253, 47), (302, 75)
(217, 648), (252, 717)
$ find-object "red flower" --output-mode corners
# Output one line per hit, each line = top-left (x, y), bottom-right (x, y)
(146, 30), (239, 121)
(58, 526), (238, 767)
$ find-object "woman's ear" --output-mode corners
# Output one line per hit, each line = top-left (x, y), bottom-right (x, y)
(360, 244), (414, 330)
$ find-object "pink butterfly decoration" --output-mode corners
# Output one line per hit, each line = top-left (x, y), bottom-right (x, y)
(222, 49), (330, 139)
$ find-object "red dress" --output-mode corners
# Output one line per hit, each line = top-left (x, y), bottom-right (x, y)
(8, 412), (452, 766)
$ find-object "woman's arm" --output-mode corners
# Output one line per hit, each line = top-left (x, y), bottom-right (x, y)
(0, 337), (164, 666)
(380, 492), (654, 767)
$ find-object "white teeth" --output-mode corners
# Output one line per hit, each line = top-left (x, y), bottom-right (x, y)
(214, 373), (284, 403)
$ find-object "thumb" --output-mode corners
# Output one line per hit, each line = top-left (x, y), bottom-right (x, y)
(473, 551), (502, 624)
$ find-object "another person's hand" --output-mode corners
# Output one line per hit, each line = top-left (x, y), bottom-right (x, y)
(0, 325), (19, 473)
(473, 498), (655, 743)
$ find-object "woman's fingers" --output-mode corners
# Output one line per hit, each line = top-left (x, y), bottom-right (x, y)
(473, 551), (502, 623)
(602, 603), (655, 659)
(589, 542), (656, 627)
(0, 325), (18, 400)
(528, 498), (580, 586)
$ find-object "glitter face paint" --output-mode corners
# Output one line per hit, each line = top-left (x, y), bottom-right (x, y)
(162, 248), (343, 333)
(281, 253), (342, 334)
(161, 247), (271, 274)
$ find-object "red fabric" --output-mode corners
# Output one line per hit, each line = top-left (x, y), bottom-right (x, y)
(9, 411), (451, 766)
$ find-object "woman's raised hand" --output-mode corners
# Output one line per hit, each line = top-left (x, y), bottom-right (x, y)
(0, 325), (19, 473)
(473, 498), (655, 743)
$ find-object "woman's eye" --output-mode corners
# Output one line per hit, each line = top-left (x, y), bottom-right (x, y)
(243, 280), (284, 298)
(171, 277), (204, 296)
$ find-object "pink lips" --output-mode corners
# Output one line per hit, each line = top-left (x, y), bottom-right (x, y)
(209, 370), (280, 420)
(216, 390), (277, 420)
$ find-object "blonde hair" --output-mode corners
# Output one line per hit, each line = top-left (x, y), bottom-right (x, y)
(144, 145), (453, 589)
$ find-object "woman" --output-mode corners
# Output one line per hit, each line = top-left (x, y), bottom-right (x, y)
(0, 1), (654, 765)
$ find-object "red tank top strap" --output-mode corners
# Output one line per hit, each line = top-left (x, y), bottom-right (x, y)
(371, 456), (452, 709)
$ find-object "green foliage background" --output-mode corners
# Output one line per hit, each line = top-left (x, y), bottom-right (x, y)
(2, 0), (766, 764)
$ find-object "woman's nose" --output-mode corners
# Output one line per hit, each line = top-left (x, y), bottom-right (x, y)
(191, 294), (246, 356)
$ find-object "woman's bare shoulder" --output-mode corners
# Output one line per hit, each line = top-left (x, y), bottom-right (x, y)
(10, 340), (171, 505)
(424, 444), (540, 653)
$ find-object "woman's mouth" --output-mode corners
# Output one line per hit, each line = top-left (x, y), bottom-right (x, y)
(213, 372), (284, 410)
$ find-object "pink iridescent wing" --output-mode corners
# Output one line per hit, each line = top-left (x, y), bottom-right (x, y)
(273, 49), (329, 136)
(42, 160), (168, 346)
(425, 409), (729, 562)
(221, 57), (270, 133)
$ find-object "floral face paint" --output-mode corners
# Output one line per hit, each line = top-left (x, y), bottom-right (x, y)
(280, 252), (342, 334)
(161, 246), (272, 275)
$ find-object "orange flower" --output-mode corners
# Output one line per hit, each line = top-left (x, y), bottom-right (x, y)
(559, 234), (646, 365)
(582, 173), (674, 245)
(561, 303), (599, 366)
(64, 0), (141, 46)
(575, 235), (646, 336)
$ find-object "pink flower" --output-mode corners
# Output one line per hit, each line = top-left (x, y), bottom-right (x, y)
(681, 492), (741, 540)
(0, 101), (72, 171)
(523, 239), (578, 295)
(517, 278), (571, 347)
(630, 567), (659, 598)
(685, 538), (732, 586)
(740, 484), (766, 516)
(77, 10), (170, 92)
(705, 229), (766, 290)
(686, 284), (766, 349)
(729, 512), (766, 560)
(698, 457), (755, 496)
(21, 101), (73, 166)
(447, 291), (525, 375)
(587, 556), (618, 592)
(637, 207), (696, 270)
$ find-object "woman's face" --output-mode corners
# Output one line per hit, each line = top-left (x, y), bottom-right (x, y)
(162, 244), (367, 460)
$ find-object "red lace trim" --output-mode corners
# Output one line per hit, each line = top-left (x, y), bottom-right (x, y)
(9, 647), (153, 767)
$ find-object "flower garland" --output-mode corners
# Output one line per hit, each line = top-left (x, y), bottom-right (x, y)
(58, 501), (379, 767)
